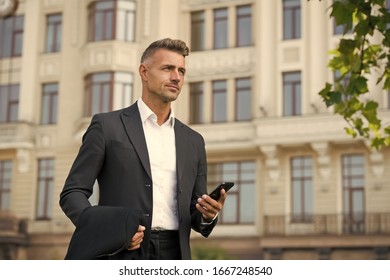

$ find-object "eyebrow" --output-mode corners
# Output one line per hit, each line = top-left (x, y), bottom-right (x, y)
(161, 64), (186, 74)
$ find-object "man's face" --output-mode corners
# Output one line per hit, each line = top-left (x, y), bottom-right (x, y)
(141, 49), (186, 103)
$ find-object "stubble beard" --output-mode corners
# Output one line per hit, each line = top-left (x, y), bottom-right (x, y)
(160, 88), (180, 103)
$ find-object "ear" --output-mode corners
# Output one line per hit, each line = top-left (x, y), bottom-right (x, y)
(139, 64), (148, 81)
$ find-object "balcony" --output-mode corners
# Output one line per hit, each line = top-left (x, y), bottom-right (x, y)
(0, 122), (34, 150)
(0, 211), (28, 259)
(264, 213), (390, 236)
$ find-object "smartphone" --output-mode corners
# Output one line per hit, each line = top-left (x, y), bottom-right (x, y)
(209, 182), (234, 200)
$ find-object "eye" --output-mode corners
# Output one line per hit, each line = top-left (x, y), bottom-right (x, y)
(179, 69), (186, 76)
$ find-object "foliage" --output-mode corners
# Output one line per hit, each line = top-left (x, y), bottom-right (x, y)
(315, 0), (390, 149)
(191, 246), (232, 260)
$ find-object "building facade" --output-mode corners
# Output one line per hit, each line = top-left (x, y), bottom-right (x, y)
(0, 0), (389, 260)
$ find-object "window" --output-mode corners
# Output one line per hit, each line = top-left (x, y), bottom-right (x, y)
(283, 0), (301, 40)
(212, 80), (227, 122)
(0, 15), (24, 58)
(36, 158), (55, 220)
(342, 154), (365, 234)
(0, 160), (12, 210)
(235, 77), (252, 121)
(283, 71), (301, 116)
(208, 161), (256, 224)
(0, 84), (19, 123)
(85, 72), (133, 116)
(236, 5), (252, 47)
(88, 0), (136, 42)
(191, 11), (205, 51)
(41, 83), (59, 125)
(214, 8), (228, 49)
(291, 156), (313, 223)
(189, 82), (204, 124)
(45, 14), (62, 53)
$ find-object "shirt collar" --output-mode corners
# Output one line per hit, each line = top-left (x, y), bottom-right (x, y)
(137, 97), (175, 127)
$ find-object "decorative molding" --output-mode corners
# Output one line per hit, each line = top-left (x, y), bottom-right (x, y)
(36, 134), (53, 148)
(39, 56), (61, 78)
(311, 142), (331, 181)
(282, 47), (300, 64)
(364, 141), (385, 179)
(183, 0), (244, 7)
(43, 0), (64, 7)
(82, 43), (138, 74)
(16, 149), (30, 173)
(187, 48), (255, 78)
(369, 150), (384, 178)
(260, 145), (280, 186)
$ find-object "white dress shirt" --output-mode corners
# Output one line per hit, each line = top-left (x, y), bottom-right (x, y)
(137, 98), (179, 230)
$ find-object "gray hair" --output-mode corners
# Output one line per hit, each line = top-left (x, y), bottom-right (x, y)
(140, 38), (190, 63)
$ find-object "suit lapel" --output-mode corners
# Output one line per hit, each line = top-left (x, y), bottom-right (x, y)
(120, 102), (152, 180)
(174, 119), (188, 185)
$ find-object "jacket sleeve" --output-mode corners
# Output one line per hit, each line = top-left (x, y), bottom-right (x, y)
(59, 114), (105, 226)
(190, 132), (218, 237)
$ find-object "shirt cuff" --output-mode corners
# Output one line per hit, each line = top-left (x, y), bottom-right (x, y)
(201, 212), (219, 225)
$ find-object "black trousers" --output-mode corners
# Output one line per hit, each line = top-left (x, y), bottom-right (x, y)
(148, 230), (181, 260)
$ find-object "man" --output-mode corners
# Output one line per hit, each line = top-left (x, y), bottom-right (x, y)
(59, 38), (226, 260)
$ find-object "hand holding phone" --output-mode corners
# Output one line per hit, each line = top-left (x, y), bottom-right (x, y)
(209, 182), (234, 200)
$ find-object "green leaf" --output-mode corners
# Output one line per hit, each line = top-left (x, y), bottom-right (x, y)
(354, 19), (369, 37)
(384, 76), (390, 90)
(364, 100), (378, 111)
(331, 1), (354, 26)
(345, 127), (357, 138)
(353, 76), (368, 93)
(338, 39), (356, 56)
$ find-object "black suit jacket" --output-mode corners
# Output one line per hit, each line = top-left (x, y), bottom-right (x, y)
(60, 102), (216, 259)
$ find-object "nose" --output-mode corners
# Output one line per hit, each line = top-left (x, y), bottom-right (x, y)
(170, 70), (181, 82)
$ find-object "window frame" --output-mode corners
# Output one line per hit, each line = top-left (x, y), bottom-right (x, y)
(283, 71), (302, 116)
(283, 0), (301, 40)
(191, 10), (205, 51)
(236, 4), (252, 47)
(0, 160), (12, 211)
(342, 154), (365, 234)
(213, 7), (228, 49)
(41, 83), (59, 125)
(87, 0), (136, 42)
(85, 71), (133, 116)
(0, 84), (19, 123)
(0, 15), (24, 58)
(290, 156), (313, 223)
(45, 13), (62, 53)
(36, 158), (55, 220)
(207, 161), (256, 225)
(235, 77), (252, 121)
(189, 82), (204, 124)
(212, 79), (228, 123)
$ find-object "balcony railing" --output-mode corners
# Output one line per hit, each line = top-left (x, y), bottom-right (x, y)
(0, 122), (34, 148)
(264, 213), (390, 236)
(0, 211), (27, 235)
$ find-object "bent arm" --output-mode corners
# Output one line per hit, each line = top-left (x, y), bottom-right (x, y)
(60, 115), (105, 225)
